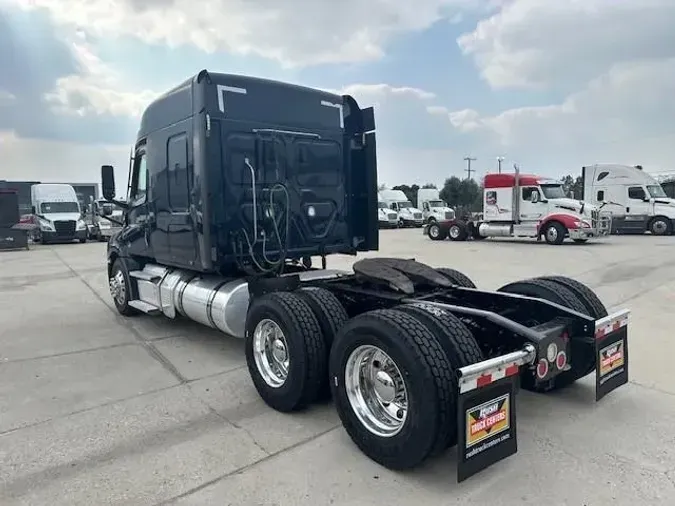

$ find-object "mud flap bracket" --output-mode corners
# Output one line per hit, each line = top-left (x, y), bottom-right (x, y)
(594, 308), (630, 401)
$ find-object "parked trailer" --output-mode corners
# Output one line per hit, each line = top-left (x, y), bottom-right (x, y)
(426, 170), (612, 245)
(100, 70), (630, 479)
(580, 164), (675, 235)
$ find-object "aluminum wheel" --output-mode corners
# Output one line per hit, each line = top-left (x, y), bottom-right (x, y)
(109, 269), (126, 305)
(546, 226), (559, 242)
(449, 225), (461, 239)
(253, 319), (290, 388)
(429, 225), (440, 239)
(652, 219), (668, 235)
(345, 344), (408, 438)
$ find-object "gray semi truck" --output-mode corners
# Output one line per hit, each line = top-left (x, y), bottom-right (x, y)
(100, 70), (630, 480)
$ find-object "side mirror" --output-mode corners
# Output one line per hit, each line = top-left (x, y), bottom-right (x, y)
(31, 205), (36, 214)
(101, 165), (116, 201)
(531, 192), (540, 203)
(102, 204), (113, 216)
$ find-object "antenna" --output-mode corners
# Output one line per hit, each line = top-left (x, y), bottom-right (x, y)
(464, 156), (477, 180)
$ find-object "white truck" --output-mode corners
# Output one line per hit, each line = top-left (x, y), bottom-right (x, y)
(417, 188), (455, 223)
(377, 198), (399, 228)
(87, 197), (125, 241)
(427, 169), (611, 245)
(31, 183), (88, 244)
(580, 164), (675, 235)
(378, 189), (424, 227)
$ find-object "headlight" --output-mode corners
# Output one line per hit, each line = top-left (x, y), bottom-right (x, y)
(573, 220), (591, 228)
(38, 218), (55, 231)
(76, 219), (86, 230)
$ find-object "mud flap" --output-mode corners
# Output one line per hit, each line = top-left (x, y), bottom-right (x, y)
(457, 367), (519, 483)
(594, 309), (630, 401)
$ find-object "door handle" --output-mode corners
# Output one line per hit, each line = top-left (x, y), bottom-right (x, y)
(626, 207), (630, 213)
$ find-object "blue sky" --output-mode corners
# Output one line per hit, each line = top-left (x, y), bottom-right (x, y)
(1, 0), (674, 188)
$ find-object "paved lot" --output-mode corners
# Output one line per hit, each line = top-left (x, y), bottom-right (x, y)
(2, 230), (675, 505)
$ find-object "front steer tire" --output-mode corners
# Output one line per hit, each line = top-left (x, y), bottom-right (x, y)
(245, 291), (328, 413)
(109, 258), (140, 317)
(329, 309), (455, 470)
(427, 222), (447, 241)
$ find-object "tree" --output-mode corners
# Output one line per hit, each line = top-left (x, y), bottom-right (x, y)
(391, 184), (420, 206)
(439, 177), (483, 218)
(421, 183), (437, 189)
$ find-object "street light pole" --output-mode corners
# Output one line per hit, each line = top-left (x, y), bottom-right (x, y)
(497, 156), (504, 174)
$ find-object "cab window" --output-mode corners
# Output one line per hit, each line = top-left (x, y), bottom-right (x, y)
(521, 187), (538, 201)
(130, 152), (148, 202)
(628, 186), (646, 200)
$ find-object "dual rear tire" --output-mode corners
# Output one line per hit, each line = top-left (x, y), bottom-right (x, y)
(244, 283), (484, 470)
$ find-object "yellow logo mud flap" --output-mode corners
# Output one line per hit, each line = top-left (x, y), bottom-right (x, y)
(457, 352), (530, 483)
(594, 308), (630, 401)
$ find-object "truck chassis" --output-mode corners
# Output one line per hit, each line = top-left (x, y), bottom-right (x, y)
(108, 253), (629, 480)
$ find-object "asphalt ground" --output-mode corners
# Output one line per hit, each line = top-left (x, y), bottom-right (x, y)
(1, 230), (675, 505)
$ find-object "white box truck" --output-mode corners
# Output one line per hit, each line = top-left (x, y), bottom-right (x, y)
(378, 189), (424, 227)
(581, 164), (675, 235)
(31, 183), (88, 244)
(417, 188), (455, 223)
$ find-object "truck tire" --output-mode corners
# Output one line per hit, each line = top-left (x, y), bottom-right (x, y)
(448, 222), (468, 242)
(434, 267), (476, 288)
(329, 308), (454, 470)
(397, 302), (484, 450)
(649, 216), (672, 236)
(109, 258), (140, 317)
(427, 222), (447, 241)
(296, 287), (349, 400)
(535, 276), (607, 319)
(245, 291), (328, 412)
(497, 278), (591, 391)
(542, 221), (566, 245)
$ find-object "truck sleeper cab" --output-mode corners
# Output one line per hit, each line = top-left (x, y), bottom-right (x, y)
(102, 70), (631, 479)
(581, 164), (675, 236)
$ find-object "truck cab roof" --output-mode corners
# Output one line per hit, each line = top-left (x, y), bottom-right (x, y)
(138, 70), (346, 139)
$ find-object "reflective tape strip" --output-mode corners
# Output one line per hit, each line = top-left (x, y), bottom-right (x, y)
(594, 309), (630, 339)
(459, 362), (520, 394)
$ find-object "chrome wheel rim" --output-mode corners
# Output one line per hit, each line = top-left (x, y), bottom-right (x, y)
(653, 220), (667, 234)
(449, 225), (460, 239)
(546, 227), (558, 242)
(253, 319), (290, 388)
(345, 345), (408, 438)
(430, 225), (440, 238)
(109, 269), (126, 305)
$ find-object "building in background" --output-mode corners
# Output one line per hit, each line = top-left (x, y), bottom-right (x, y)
(0, 180), (99, 215)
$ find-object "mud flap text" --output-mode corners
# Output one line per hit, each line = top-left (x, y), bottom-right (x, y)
(595, 309), (629, 401)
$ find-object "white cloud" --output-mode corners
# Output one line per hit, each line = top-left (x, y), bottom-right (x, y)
(457, 0), (675, 89)
(0, 90), (16, 105)
(0, 130), (130, 195)
(440, 58), (675, 172)
(9, 0), (486, 68)
(44, 39), (158, 118)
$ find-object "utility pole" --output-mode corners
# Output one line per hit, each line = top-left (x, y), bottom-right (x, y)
(464, 156), (476, 180)
(496, 156), (504, 174)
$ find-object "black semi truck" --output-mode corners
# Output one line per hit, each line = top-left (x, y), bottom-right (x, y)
(101, 70), (630, 480)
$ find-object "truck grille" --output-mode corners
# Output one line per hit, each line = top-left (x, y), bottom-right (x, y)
(445, 211), (455, 220)
(388, 213), (397, 220)
(414, 212), (423, 220)
(54, 220), (76, 237)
